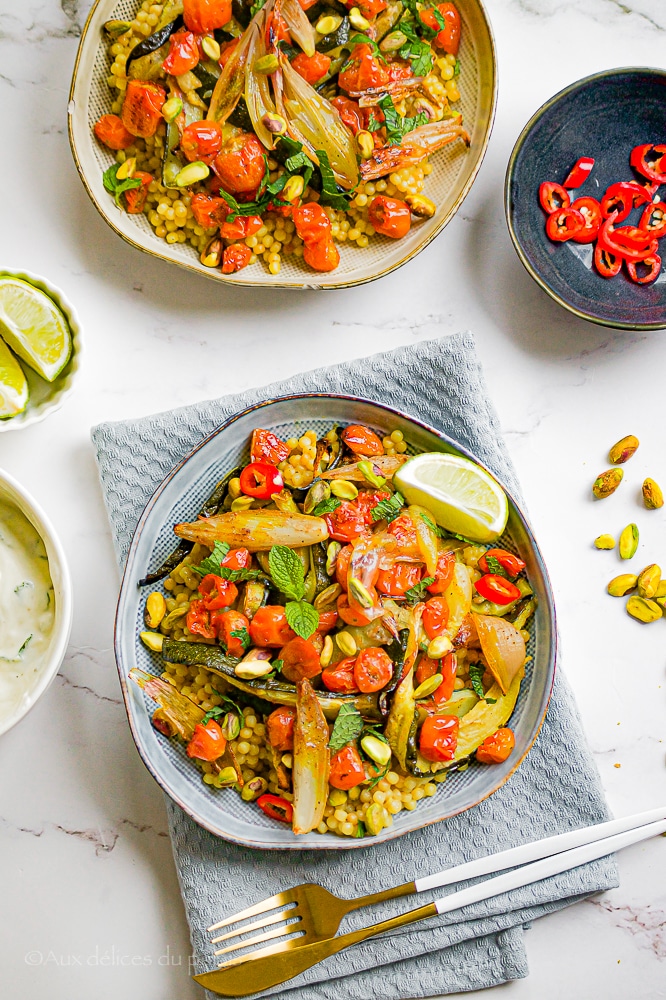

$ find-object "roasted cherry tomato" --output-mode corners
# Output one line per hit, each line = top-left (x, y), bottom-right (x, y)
(594, 243), (622, 278)
(422, 596), (449, 639)
(321, 657), (359, 692)
(249, 606), (296, 647)
(213, 132), (266, 195)
(303, 238), (340, 272)
(570, 196), (602, 243)
(181, 120), (224, 164)
(186, 599), (216, 639)
(291, 50), (332, 84)
(387, 514), (420, 557)
(545, 207), (585, 242)
(639, 201), (666, 237)
(538, 182), (570, 214)
(221, 242), (253, 274)
(338, 43), (389, 93)
(163, 30), (200, 76)
(376, 562), (422, 597)
(221, 547), (251, 570)
(600, 181), (651, 223)
(626, 253), (662, 285)
(563, 156), (594, 188)
(326, 502), (370, 543)
(387, 60), (413, 83)
(266, 706), (296, 752)
(330, 96), (366, 135)
(415, 656), (438, 688)
(474, 574), (521, 605)
(124, 171), (153, 214)
(186, 719), (227, 761)
(368, 196), (411, 239)
(251, 428), (290, 465)
(279, 637), (322, 683)
(198, 573), (238, 610)
(121, 79), (166, 138)
(212, 608), (250, 657)
(419, 714), (459, 762)
(475, 727), (515, 764)
(335, 545), (353, 590)
(190, 192), (228, 229)
(257, 793), (293, 823)
(94, 113), (135, 150)
(219, 36), (240, 66)
(329, 744), (366, 789)
(426, 550), (456, 594)
(183, 0), (232, 32)
(630, 143), (666, 185)
(434, 651), (457, 703)
(219, 214), (263, 240)
(420, 3), (461, 54)
(341, 424), (384, 456)
(239, 461), (284, 499)
(477, 548), (526, 578)
(353, 647), (393, 693)
(316, 610), (338, 633)
(292, 202), (331, 245)
(354, 0), (387, 16)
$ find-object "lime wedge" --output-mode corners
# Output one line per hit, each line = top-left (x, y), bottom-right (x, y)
(394, 453), (509, 543)
(0, 339), (29, 418)
(0, 277), (71, 382)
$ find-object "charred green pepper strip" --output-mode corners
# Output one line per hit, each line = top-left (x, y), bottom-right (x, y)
(126, 15), (183, 72)
(378, 627), (410, 716)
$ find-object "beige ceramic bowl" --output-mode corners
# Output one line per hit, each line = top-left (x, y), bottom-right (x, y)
(68, 0), (497, 289)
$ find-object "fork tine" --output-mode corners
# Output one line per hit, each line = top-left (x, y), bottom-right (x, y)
(210, 906), (297, 945)
(213, 919), (302, 957)
(207, 890), (296, 932)
(214, 936), (304, 971)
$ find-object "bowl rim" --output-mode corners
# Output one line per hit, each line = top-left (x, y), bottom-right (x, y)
(114, 392), (558, 849)
(68, 0), (498, 291)
(0, 468), (74, 737)
(0, 266), (84, 431)
(504, 66), (666, 332)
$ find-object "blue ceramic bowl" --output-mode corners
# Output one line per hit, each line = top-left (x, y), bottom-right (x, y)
(505, 68), (666, 331)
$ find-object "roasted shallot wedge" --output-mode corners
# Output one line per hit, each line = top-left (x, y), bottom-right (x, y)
(292, 678), (330, 835)
(361, 116), (471, 180)
(207, 21), (255, 124)
(244, 15), (280, 150)
(174, 509), (329, 551)
(475, 615), (526, 695)
(281, 0), (317, 57)
(320, 454), (409, 481)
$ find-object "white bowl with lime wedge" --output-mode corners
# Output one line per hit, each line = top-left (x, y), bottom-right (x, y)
(0, 269), (82, 430)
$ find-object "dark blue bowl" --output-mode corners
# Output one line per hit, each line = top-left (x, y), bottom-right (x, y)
(505, 68), (666, 331)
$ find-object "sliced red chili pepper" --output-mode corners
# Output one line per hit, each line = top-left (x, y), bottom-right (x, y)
(594, 243), (622, 278)
(600, 181), (651, 222)
(563, 156), (595, 189)
(256, 793), (294, 824)
(597, 216), (658, 262)
(474, 574), (521, 605)
(630, 144), (666, 185)
(239, 461), (284, 499)
(626, 253), (662, 285)
(538, 182), (570, 214)
(639, 201), (666, 237)
(433, 651), (457, 704)
(478, 548), (526, 578)
(570, 196), (602, 243)
(545, 207), (585, 242)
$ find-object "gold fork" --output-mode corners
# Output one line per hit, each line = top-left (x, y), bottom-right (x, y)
(195, 809), (666, 997)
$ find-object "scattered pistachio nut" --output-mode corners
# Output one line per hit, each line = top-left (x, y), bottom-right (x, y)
(360, 733), (392, 767)
(217, 766), (239, 786)
(162, 605), (189, 630)
(175, 160), (210, 186)
(348, 577), (374, 608)
(609, 434), (639, 464)
(427, 635), (454, 659)
(607, 574), (638, 597)
(618, 523), (639, 560)
(231, 495), (255, 511)
(637, 563), (661, 599)
(336, 630), (358, 657)
(326, 540), (342, 576)
(626, 595), (662, 623)
(414, 674), (444, 700)
(364, 801), (385, 836)
(655, 579), (666, 598)
(116, 156), (136, 181)
(320, 634), (334, 668)
(405, 193), (436, 218)
(349, 6), (370, 29)
(241, 776), (268, 801)
(162, 96), (183, 123)
(357, 460), (386, 488)
(594, 534), (615, 550)
(261, 112), (288, 135)
(356, 131), (375, 159)
(227, 477), (242, 500)
(330, 479), (358, 500)
(380, 29), (408, 52)
(314, 583), (342, 611)
(201, 35), (221, 61)
(254, 53), (279, 74)
(655, 596), (666, 611)
(281, 753), (293, 769)
(235, 652), (273, 679)
(316, 13), (342, 33)
(642, 477), (664, 510)
(104, 18), (132, 36)
(145, 591), (167, 629)
(140, 631), (164, 652)
(328, 788), (347, 807)
(220, 711), (241, 741)
(303, 479), (331, 514)
(200, 236), (223, 268)
(593, 468), (623, 499)
(282, 174), (305, 202)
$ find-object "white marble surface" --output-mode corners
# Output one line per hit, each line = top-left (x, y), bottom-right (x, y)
(1, 0), (665, 997)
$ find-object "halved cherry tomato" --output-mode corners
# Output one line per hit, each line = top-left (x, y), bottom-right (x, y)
(181, 120), (224, 164)
(321, 657), (359, 692)
(124, 171), (153, 214)
(251, 429), (290, 465)
(422, 596), (449, 639)
(219, 214), (263, 240)
(316, 610), (338, 633)
(329, 744), (366, 789)
(326, 502), (369, 543)
(293, 202), (331, 245)
(600, 181), (651, 222)
(121, 79), (166, 138)
(338, 43), (388, 93)
(419, 714), (459, 762)
(212, 608), (249, 657)
(426, 550), (456, 594)
(291, 51), (332, 85)
(387, 514), (420, 557)
(545, 207), (585, 241)
(330, 96), (366, 135)
(279, 637), (322, 683)
(183, 0), (232, 32)
(222, 243), (253, 274)
(474, 574), (521, 605)
(376, 562), (422, 597)
(198, 573), (238, 610)
(249, 606), (296, 647)
(190, 192), (228, 229)
(94, 114), (135, 150)
(341, 424), (384, 456)
(387, 60), (413, 83)
(415, 656), (437, 687)
(368, 196), (411, 239)
(257, 793), (293, 823)
(475, 727), (515, 764)
(336, 545), (353, 590)
(570, 196), (602, 244)
(186, 719), (227, 761)
(304, 238), (340, 272)
(630, 143), (666, 185)
(239, 461), (284, 499)
(639, 201), (666, 237)
(266, 706), (296, 752)
(477, 548), (526, 578)
(434, 651), (457, 703)
(221, 547), (251, 570)
(626, 253), (662, 285)
(186, 599), (216, 639)
(594, 243), (622, 278)
(337, 593), (376, 626)
(420, 3), (461, 53)
(563, 156), (594, 188)
(538, 182), (570, 214)
(354, 0), (387, 16)
(219, 36), (240, 66)
(213, 132), (266, 195)
(354, 647), (393, 693)
(163, 30), (200, 76)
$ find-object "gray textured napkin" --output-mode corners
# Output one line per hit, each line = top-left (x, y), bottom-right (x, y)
(92, 332), (618, 998)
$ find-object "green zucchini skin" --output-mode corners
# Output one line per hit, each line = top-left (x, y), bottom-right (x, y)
(161, 639), (381, 720)
(378, 628), (409, 717)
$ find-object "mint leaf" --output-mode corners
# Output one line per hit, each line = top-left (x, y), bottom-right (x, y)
(316, 148), (355, 210)
(469, 663), (496, 704)
(329, 703), (364, 754)
(191, 541), (231, 576)
(312, 497), (342, 517)
(102, 163), (143, 208)
(398, 20), (434, 77)
(202, 694), (245, 728)
(376, 94), (427, 146)
(372, 491), (405, 523)
(404, 576), (436, 605)
(453, 58), (460, 76)
(354, 820), (366, 837)
(484, 555), (509, 579)
(285, 600), (319, 639)
(269, 545), (305, 601)
(272, 658), (284, 674)
(230, 627), (251, 651)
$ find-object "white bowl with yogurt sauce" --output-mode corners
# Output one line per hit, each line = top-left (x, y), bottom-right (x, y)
(0, 469), (73, 736)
